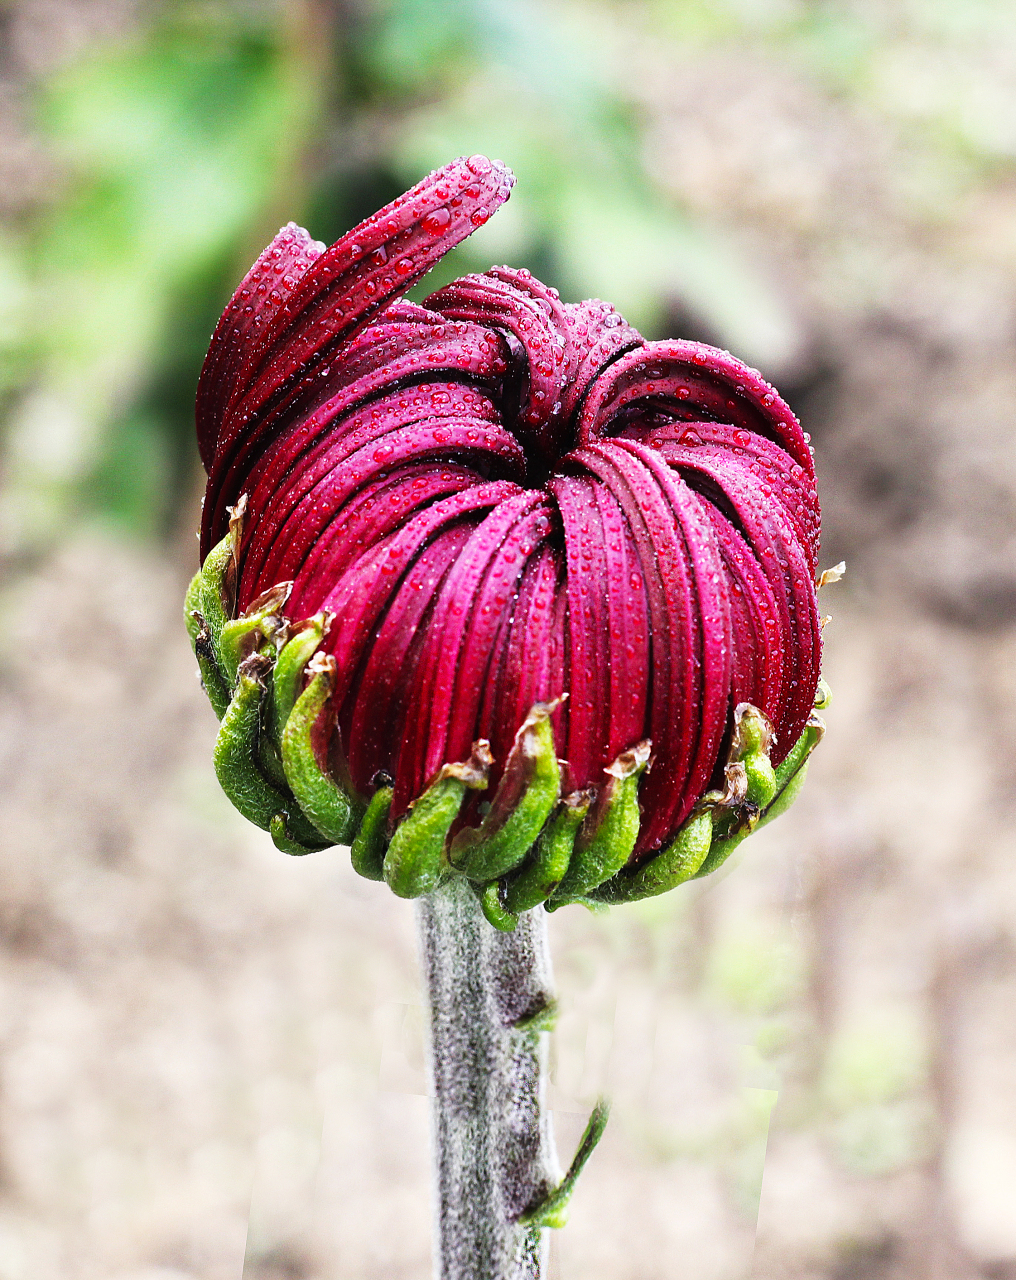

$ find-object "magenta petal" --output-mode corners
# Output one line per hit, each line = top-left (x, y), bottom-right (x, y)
(591, 481), (650, 762)
(572, 442), (703, 851)
(394, 489), (547, 812)
(662, 442), (821, 755)
(428, 267), (578, 454)
(547, 473), (612, 790)
(559, 300), (644, 426)
(202, 315), (511, 557)
(214, 159), (513, 458)
(196, 223), (324, 469)
(577, 340), (813, 477)
(344, 523), (475, 793)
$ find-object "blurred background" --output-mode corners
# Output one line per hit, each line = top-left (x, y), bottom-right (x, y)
(2, 0), (1016, 1276)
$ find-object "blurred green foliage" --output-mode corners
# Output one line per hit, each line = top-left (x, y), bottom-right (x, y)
(0, 0), (800, 554)
(3, 0), (1010, 551)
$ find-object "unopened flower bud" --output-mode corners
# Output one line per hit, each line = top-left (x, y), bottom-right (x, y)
(187, 156), (827, 918)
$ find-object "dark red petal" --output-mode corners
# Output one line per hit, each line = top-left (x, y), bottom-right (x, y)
(443, 497), (555, 766)
(577, 340), (813, 476)
(660, 442), (821, 755)
(237, 382), (502, 600)
(247, 417), (523, 610)
(547, 473), (612, 790)
(344, 523), (475, 793)
(494, 540), (562, 753)
(559, 299), (644, 426)
(394, 489), (547, 814)
(701, 505), (785, 721)
(316, 481), (524, 722)
(213, 159), (514, 468)
(614, 439), (732, 838)
(427, 267), (578, 454)
(571, 442), (703, 850)
(196, 223), (324, 469)
(646, 420), (820, 577)
(202, 316), (511, 557)
(591, 480), (650, 761)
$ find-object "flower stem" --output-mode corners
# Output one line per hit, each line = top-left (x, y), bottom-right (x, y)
(417, 876), (560, 1279)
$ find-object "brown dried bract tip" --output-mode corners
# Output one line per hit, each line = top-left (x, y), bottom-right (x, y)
(237, 650), (273, 684)
(243, 580), (293, 618)
(604, 740), (652, 781)
(435, 740), (494, 790)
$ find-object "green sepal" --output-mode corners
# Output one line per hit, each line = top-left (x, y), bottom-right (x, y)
(184, 568), (205, 646)
(519, 1098), (611, 1230)
(218, 581), (292, 690)
(592, 808), (714, 904)
(350, 784), (393, 881)
(186, 567), (231, 720)
(472, 880), (519, 933)
(198, 530), (236, 655)
(513, 999), (559, 1033)
(450, 703), (561, 882)
(503, 790), (592, 914)
(383, 744), (492, 900)
(553, 741), (651, 901)
(189, 615), (231, 721)
(270, 813), (327, 856)
(757, 712), (825, 831)
(280, 652), (362, 845)
(272, 613), (330, 737)
(693, 711), (825, 880)
(213, 653), (323, 849)
(544, 894), (608, 915)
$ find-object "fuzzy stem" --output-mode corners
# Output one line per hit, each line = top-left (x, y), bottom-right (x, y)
(417, 876), (560, 1280)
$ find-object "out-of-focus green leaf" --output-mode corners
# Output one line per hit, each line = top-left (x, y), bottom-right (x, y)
(2, 5), (327, 553)
(394, 83), (799, 366)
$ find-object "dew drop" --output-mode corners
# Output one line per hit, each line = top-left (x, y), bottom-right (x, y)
(422, 208), (452, 235)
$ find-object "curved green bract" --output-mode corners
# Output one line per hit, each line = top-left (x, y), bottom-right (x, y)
(553, 744), (650, 901)
(184, 569), (204, 645)
(593, 809), (713, 903)
(281, 665), (362, 845)
(504, 792), (590, 914)
(273, 617), (328, 736)
(198, 531), (234, 654)
(473, 881), (519, 933)
(270, 812), (327, 856)
(450, 706), (560, 882)
(213, 659), (322, 851)
(192, 624), (232, 721)
(384, 753), (489, 900)
(351, 786), (393, 881)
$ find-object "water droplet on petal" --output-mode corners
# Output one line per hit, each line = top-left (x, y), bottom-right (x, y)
(422, 208), (452, 235)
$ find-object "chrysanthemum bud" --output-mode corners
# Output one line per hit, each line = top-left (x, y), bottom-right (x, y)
(187, 155), (827, 915)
